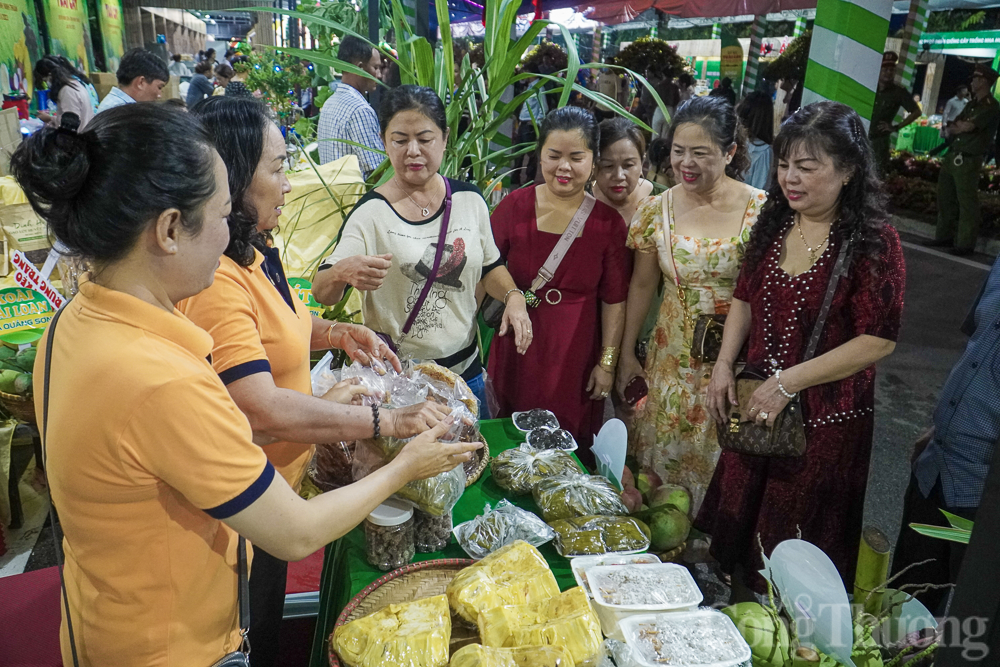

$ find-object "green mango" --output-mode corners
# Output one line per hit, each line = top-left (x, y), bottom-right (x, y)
(0, 346), (16, 360)
(722, 602), (790, 667)
(13, 348), (36, 372)
(13, 373), (31, 396)
(0, 369), (19, 394)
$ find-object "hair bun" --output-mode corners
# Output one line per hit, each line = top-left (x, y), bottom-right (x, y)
(10, 126), (91, 211)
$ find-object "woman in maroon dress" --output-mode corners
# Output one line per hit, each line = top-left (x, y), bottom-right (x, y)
(489, 107), (632, 465)
(700, 102), (906, 598)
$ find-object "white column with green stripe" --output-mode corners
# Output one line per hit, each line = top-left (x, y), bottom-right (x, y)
(742, 15), (767, 95)
(794, 17), (808, 37)
(896, 0), (930, 89)
(801, 0), (894, 129)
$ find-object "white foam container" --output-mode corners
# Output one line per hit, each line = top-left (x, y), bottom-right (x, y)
(512, 409), (559, 432)
(587, 563), (703, 641)
(524, 426), (579, 452)
(570, 553), (660, 597)
(619, 610), (752, 667)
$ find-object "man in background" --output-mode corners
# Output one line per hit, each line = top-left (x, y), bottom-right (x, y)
(317, 36), (384, 177)
(96, 48), (169, 113)
(941, 84), (969, 138)
(708, 77), (736, 106)
(168, 54), (190, 78)
(869, 51), (921, 174)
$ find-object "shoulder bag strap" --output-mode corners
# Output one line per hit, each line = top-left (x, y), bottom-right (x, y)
(401, 177), (453, 337)
(529, 192), (596, 294)
(803, 236), (853, 363)
(41, 306), (80, 667)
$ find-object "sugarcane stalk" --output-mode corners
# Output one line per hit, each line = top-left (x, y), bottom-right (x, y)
(854, 526), (891, 617)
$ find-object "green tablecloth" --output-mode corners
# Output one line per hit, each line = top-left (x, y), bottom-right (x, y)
(308, 418), (584, 667)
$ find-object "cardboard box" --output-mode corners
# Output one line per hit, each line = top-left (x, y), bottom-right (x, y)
(91, 72), (118, 104)
(0, 107), (21, 177)
(2, 203), (50, 258)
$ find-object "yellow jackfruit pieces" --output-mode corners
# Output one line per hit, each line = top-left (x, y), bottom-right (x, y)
(447, 541), (560, 624)
(450, 644), (576, 667)
(333, 594), (451, 667)
(476, 588), (603, 667)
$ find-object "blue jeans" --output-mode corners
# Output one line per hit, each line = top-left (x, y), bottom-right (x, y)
(465, 372), (491, 419)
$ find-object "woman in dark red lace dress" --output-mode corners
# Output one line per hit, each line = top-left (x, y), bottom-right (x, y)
(699, 102), (906, 597)
(489, 107), (632, 465)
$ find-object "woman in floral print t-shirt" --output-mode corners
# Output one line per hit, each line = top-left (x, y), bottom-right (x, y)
(617, 96), (766, 515)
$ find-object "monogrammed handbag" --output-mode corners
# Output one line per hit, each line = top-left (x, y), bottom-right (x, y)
(717, 237), (852, 458)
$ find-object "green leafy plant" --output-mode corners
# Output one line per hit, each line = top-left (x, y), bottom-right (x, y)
(298, 0), (393, 51)
(234, 50), (312, 124)
(762, 29), (810, 82)
(610, 37), (688, 78)
(910, 509), (974, 544)
(245, 0), (663, 196)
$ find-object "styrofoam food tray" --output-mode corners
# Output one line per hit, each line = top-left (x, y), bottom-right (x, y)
(524, 426), (579, 452)
(587, 563), (704, 641)
(512, 409), (559, 432)
(570, 553), (660, 596)
(619, 610), (752, 667)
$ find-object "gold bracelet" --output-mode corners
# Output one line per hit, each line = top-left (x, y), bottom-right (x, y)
(600, 346), (619, 369)
(325, 322), (340, 349)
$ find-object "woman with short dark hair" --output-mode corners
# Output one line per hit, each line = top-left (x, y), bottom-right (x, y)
(313, 85), (531, 417)
(618, 95), (766, 514)
(701, 101), (905, 598)
(186, 60), (215, 108)
(488, 106), (633, 465)
(15, 103), (477, 666)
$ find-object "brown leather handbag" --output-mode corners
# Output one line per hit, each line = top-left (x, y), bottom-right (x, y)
(717, 238), (852, 458)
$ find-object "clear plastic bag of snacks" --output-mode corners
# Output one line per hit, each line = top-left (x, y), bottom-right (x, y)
(549, 515), (652, 557)
(491, 448), (582, 495)
(532, 474), (629, 522)
(454, 500), (556, 559)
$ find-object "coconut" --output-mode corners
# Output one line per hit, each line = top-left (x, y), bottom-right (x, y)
(621, 487), (643, 513)
(722, 602), (790, 667)
(649, 506), (690, 552)
(620, 466), (635, 489)
(649, 484), (691, 516)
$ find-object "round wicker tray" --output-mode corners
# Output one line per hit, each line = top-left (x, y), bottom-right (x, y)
(329, 558), (476, 667)
(463, 443), (490, 487)
(0, 390), (35, 424)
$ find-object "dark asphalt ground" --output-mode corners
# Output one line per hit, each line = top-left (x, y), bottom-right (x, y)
(866, 233), (994, 561)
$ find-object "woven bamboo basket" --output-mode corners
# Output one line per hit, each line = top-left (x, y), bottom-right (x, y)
(328, 558), (476, 667)
(463, 445), (490, 487)
(0, 390), (36, 424)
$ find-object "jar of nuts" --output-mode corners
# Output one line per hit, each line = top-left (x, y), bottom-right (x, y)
(365, 499), (415, 572)
(413, 509), (452, 553)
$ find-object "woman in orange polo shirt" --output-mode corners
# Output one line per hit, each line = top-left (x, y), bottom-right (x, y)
(15, 104), (479, 667)
(179, 97), (456, 666)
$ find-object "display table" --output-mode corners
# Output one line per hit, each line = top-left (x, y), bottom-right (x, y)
(307, 418), (586, 667)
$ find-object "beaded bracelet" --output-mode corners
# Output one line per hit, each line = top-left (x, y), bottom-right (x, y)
(775, 369), (798, 400)
(503, 288), (524, 305)
(371, 403), (381, 439)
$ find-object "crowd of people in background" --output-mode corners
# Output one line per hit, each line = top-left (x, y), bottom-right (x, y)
(18, 35), (1000, 666)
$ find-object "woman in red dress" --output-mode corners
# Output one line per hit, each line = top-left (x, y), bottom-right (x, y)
(700, 102), (906, 598)
(489, 107), (632, 465)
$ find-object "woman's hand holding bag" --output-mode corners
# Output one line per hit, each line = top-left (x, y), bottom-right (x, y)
(744, 374), (792, 428)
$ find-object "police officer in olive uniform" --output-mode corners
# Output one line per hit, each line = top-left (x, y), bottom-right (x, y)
(933, 64), (1000, 256)
(870, 51), (922, 176)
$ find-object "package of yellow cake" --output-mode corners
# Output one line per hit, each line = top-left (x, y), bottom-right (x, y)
(450, 644), (576, 667)
(333, 594), (451, 667)
(476, 588), (603, 667)
(446, 540), (559, 624)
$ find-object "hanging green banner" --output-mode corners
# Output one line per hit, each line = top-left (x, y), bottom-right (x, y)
(98, 0), (124, 72)
(43, 0), (95, 74)
(0, 0), (43, 99)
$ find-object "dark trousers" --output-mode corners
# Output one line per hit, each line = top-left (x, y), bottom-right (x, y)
(248, 546), (288, 667)
(891, 476), (978, 615)
(936, 153), (984, 251)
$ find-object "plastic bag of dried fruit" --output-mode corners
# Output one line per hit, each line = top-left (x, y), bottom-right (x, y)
(453, 500), (556, 559)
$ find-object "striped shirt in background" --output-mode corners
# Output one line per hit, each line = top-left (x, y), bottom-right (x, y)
(317, 82), (384, 177)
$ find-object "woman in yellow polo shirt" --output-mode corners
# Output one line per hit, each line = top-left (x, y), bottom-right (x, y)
(14, 104), (479, 667)
(180, 97), (456, 666)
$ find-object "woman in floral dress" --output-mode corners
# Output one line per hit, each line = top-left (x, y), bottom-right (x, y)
(618, 97), (766, 514)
